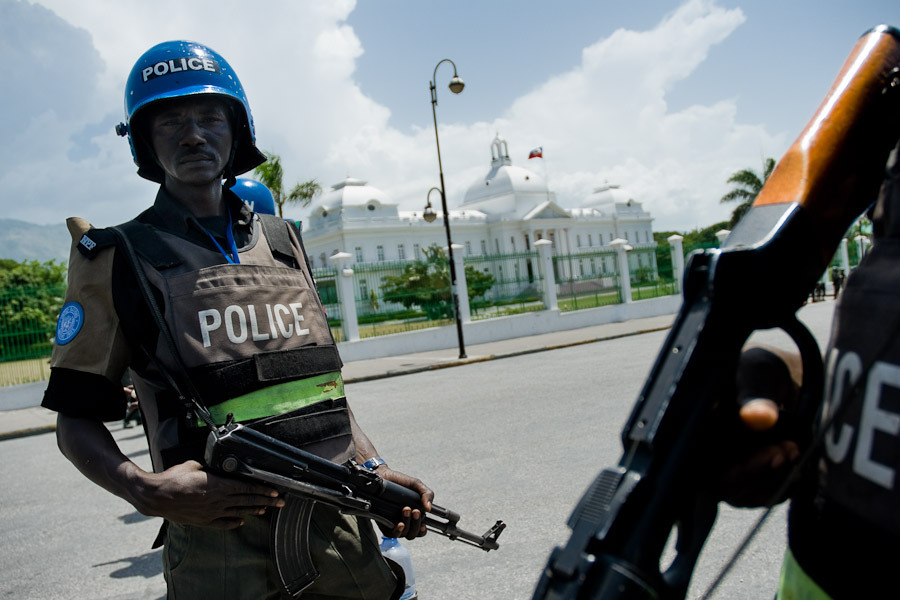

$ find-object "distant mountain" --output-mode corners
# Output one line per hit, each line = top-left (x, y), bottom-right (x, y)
(0, 219), (72, 263)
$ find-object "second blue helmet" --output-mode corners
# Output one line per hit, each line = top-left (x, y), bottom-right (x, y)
(230, 178), (276, 215)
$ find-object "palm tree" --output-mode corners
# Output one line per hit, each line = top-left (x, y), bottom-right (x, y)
(253, 151), (322, 218)
(720, 157), (776, 228)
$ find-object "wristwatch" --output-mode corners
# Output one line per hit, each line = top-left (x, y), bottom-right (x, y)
(363, 457), (387, 470)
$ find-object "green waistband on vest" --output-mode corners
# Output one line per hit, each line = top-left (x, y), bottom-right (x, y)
(777, 547), (833, 600)
(204, 371), (345, 425)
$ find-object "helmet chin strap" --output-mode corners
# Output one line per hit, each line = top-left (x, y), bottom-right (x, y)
(223, 137), (239, 189)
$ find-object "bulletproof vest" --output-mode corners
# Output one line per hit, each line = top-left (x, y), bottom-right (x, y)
(95, 213), (352, 471)
(810, 145), (900, 532)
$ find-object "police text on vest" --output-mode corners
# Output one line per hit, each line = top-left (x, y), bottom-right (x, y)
(824, 348), (900, 490)
(198, 303), (310, 348)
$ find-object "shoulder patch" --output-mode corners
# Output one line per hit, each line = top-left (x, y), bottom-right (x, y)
(76, 228), (117, 260)
(55, 301), (85, 345)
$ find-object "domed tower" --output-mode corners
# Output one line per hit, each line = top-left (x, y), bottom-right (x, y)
(582, 183), (637, 215)
(462, 134), (554, 217)
(302, 177), (402, 267)
(308, 177), (399, 224)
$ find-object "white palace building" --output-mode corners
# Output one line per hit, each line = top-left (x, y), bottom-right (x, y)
(302, 135), (657, 281)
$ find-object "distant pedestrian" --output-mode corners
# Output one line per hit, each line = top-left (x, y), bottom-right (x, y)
(121, 385), (141, 428)
(832, 266), (845, 297)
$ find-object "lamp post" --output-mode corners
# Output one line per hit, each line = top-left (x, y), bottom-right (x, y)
(428, 59), (466, 359)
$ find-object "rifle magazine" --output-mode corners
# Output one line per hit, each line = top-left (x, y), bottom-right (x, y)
(272, 495), (319, 598)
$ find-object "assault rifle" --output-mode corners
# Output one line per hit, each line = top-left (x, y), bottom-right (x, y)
(205, 418), (506, 598)
(533, 25), (900, 600)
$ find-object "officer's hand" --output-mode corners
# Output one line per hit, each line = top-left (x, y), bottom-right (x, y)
(718, 347), (803, 508)
(135, 460), (285, 529)
(375, 467), (434, 541)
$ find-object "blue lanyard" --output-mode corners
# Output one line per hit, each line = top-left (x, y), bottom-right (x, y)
(201, 212), (240, 264)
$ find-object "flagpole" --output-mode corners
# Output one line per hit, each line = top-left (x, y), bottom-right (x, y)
(538, 149), (550, 203)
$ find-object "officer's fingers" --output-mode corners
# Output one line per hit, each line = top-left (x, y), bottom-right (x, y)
(214, 477), (282, 500)
(399, 507), (427, 541)
(752, 440), (800, 471)
(396, 473), (433, 512)
(720, 441), (799, 487)
(739, 397), (780, 432)
(382, 522), (405, 538)
(394, 507), (414, 539)
(225, 493), (286, 508)
(406, 508), (428, 539)
(421, 489), (434, 512)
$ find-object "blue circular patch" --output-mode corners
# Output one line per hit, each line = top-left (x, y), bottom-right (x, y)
(56, 302), (85, 346)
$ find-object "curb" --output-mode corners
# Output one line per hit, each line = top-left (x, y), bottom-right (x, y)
(342, 325), (672, 384)
(0, 424), (57, 442)
(1, 324), (673, 441)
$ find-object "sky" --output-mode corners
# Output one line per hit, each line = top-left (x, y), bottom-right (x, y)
(2, 0), (897, 232)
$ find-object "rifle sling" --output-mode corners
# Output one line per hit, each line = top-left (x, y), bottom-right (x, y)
(109, 225), (216, 428)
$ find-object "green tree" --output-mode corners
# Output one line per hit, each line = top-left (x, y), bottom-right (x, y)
(380, 245), (495, 320)
(846, 214), (872, 241)
(655, 221), (729, 251)
(720, 157), (776, 228)
(253, 151), (322, 218)
(654, 221), (730, 279)
(0, 259), (67, 358)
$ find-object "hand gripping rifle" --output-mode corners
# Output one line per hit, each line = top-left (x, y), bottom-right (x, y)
(532, 25), (900, 600)
(203, 418), (505, 598)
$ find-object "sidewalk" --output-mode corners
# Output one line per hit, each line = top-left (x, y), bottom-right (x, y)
(0, 313), (676, 441)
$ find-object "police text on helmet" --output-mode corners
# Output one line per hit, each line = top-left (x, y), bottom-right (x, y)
(142, 57), (221, 83)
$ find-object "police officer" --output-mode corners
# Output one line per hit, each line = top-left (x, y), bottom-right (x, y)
(42, 40), (431, 599)
(721, 112), (900, 598)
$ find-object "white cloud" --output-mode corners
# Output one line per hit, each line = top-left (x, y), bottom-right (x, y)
(318, 0), (787, 231)
(2, 0), (789, 234)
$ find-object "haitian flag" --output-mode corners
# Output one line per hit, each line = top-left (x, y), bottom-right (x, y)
(528, 147), (543, 159)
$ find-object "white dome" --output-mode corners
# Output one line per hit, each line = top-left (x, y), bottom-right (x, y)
(316, 177), (392, 211)
(462, 134), (548, 205)
(463, 164), (548, 204)
(582, 183), (635, 209)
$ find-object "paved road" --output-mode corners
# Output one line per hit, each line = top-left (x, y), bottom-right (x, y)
(0, 301), (837, 599)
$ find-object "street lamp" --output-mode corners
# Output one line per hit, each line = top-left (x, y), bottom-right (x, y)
(429, 58), (466, 359)
(423, 187), (439, 223)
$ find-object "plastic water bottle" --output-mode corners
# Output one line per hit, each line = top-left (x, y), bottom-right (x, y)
(380, 536), (417, 599)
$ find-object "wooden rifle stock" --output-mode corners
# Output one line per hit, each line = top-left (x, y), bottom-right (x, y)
(745, 24), (900, 262)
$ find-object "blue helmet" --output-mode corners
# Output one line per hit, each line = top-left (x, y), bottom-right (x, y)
(116, 40), (266, 183)
(230, 178), (276, 215)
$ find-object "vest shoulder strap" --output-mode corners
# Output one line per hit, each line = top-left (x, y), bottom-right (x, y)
(78, 216), (182, 269)
(116, 219), (183, 269)
(257, 213), (298, 265)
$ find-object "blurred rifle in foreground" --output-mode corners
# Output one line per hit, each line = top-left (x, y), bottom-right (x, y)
(533, 25), (900, 600)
